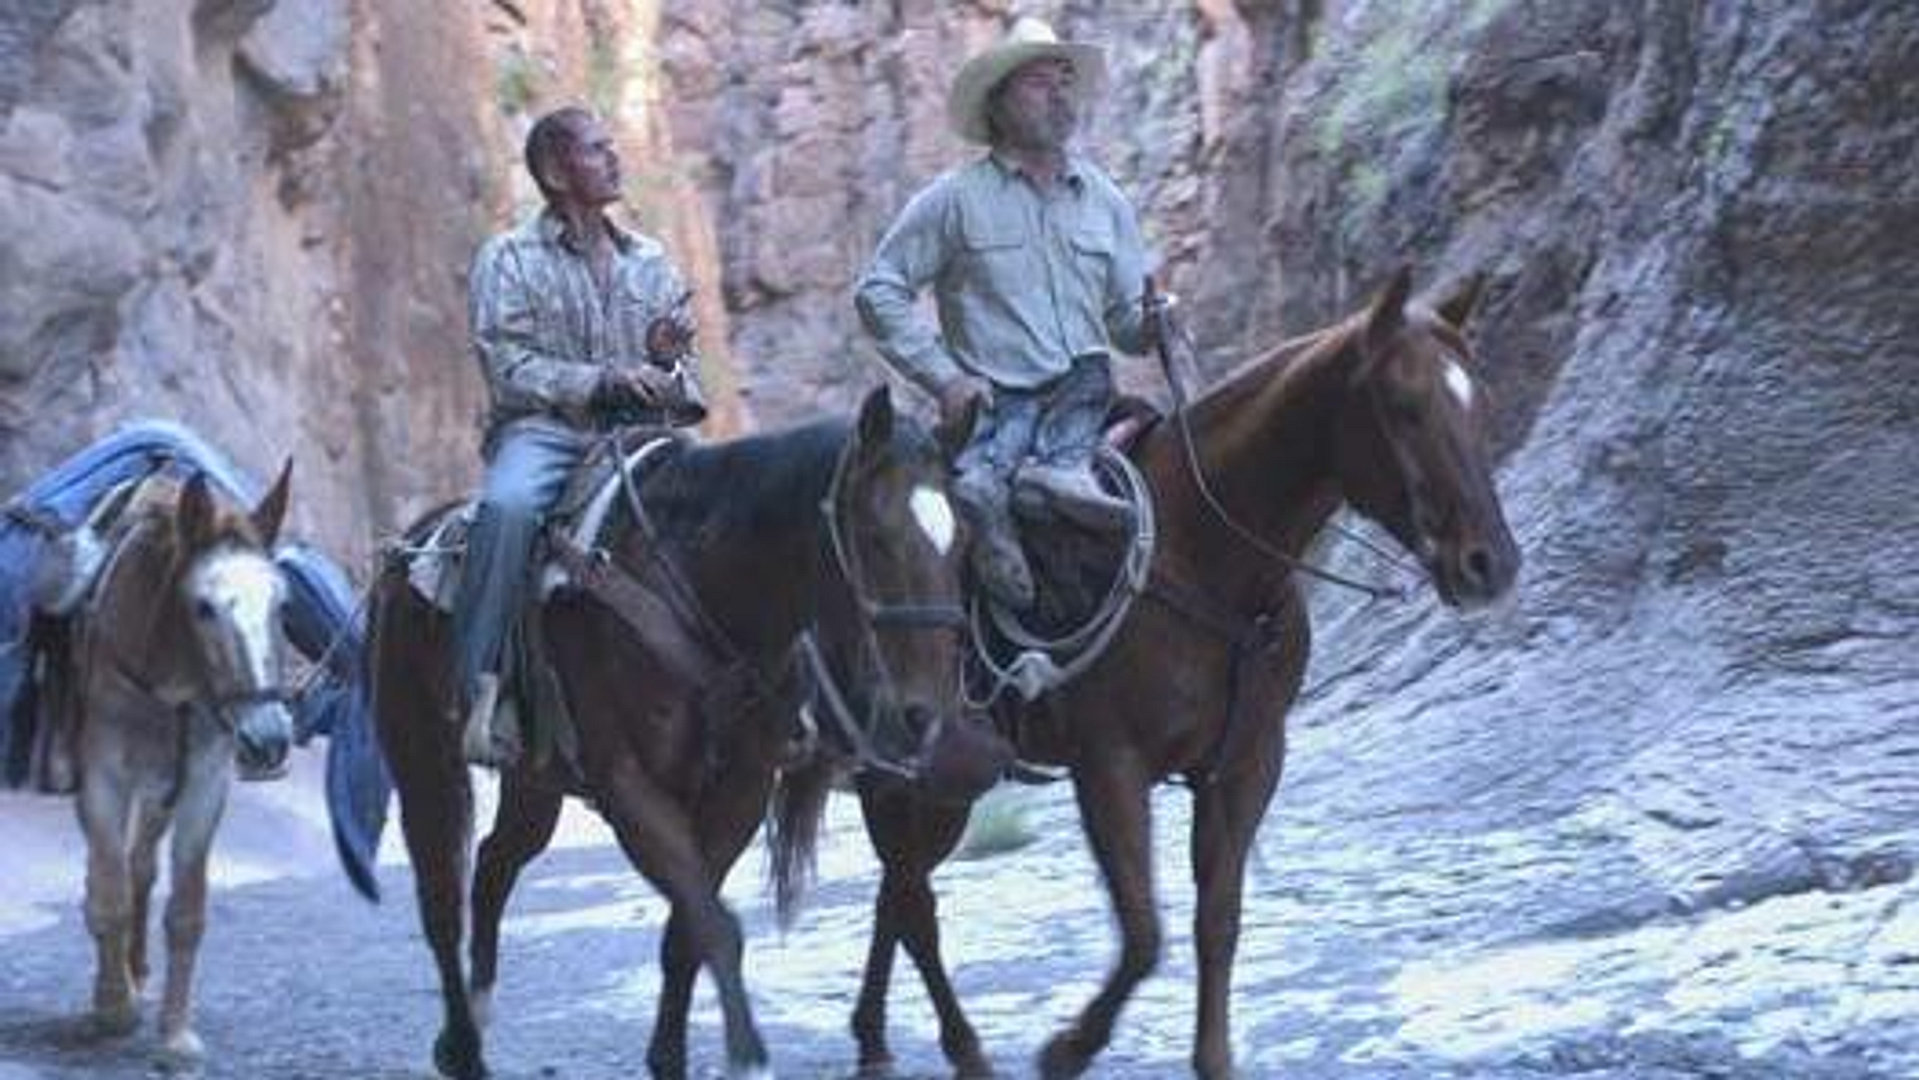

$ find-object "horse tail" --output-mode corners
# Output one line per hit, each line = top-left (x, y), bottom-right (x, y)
(766, 749), (836, 929)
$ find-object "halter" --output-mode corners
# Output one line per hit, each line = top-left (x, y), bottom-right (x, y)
(806, 429), (968, 781)
(1147, 281), (1414, 602)
(82, 519), (292, 805)
(580, 425), (967, 783)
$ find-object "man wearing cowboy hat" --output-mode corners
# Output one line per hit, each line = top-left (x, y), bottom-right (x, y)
(855, 17), (1154, 610)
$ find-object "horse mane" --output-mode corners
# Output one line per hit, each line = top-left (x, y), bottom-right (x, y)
(1197, 298), (1470, 416)
(1196, 312), (1368, 417)
(640, 418), (851, 544)
(117, 474), (265, 553)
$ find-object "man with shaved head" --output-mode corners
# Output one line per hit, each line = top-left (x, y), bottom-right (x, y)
(453, 106), (706, 761)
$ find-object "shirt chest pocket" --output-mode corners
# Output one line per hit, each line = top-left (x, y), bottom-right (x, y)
(957, 201), (1028, 272)
(1066, 223), (1117, 295)
(960, 219), (1025, 256)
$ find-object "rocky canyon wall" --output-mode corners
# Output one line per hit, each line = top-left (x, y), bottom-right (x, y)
(0, 0), (741, 563)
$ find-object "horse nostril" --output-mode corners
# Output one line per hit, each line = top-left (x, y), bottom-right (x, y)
(1464, 547), (1494, 588)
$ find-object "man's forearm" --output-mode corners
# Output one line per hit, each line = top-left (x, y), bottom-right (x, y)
(484, 344), (603, 417)
(855, 279), (967, 397)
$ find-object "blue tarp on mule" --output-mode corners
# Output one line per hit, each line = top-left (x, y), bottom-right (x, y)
(1, 422), (257, 782)
(0, 421), (389, 900)
(276, 542), (389, 901)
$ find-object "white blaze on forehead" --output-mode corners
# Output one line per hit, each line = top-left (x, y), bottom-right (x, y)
(908, 486), (956, 554)
(188, 549), (284, 685)
(1443, 357), (1475, 409)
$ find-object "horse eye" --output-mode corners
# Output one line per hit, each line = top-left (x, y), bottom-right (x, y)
(193, 598), (218, 621)
(1387, 398), (1424, 426)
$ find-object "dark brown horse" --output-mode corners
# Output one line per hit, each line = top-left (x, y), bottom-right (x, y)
(66, 466), (295, 1068)
(839, 270), (1521, 1078)
(370, 388), (974, 1080)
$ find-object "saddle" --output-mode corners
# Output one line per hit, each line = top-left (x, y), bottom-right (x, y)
(9, 473), (166, 793)
(402, 434), (681, 615)
(394, 433), (685, 777)
(969, 399), (1161, 705)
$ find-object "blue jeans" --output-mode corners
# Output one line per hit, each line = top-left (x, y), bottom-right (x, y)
(450, 421), (590, 699)
(952, 354), (1114, 519)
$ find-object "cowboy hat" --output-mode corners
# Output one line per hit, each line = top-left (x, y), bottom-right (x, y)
(946, 17), (1106, 144)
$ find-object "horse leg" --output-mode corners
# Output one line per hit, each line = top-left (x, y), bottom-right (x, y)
(648, 763), (772, 1080)
(589, 746), (769, 1078)
(1190, 756), (1284, 1079)
(468, 768), (563, 1033)
(398, 751), (482, 1079)
(376, 591), (489, 1080)
(125, 802), (171, 998)
(155, 765), (231, 1065)
(1039, 756), (1158, 1079)
(855, 782), (989, 1077)
(76, 768), (139, 1036)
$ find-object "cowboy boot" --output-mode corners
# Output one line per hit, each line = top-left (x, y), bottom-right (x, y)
(971, 520), (1036, 610)
(954, 469), (1036, 610)
(1014, 461), (1132, 532)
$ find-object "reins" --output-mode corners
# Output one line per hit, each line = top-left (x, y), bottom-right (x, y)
(1146, 280), (1413, 603)
(809, 427), (968, 778)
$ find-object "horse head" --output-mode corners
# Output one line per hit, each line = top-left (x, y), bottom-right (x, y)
(170, 459), (297, 778)
(1331, 268), (1520, 608)
(821, 387), (1006, 800)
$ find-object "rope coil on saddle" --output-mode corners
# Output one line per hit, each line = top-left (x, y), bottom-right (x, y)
(965, 446), (1156, 707)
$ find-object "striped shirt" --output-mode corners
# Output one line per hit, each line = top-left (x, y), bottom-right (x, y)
(468, 209), (702, 437)
(855, 152), (1153, 395)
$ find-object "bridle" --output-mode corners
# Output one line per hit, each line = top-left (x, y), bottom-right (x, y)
(1147, 282), (1416, 603)
(84, 524), (293, 803)
(805, 434), (969, 781)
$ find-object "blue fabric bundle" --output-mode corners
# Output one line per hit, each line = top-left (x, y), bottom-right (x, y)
(276, 542), (390, 901)
(2, 421), (257, 780)
(1, 421), (389, 900)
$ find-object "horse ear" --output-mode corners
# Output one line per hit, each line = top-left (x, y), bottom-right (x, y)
(856, 385), (895, 451)
(933, 392), (979, 462)
(1366, 265), (1414, 344)
(1434, 272), (1486, 331)
(251, 457), (293, 546)
(177, 471), (216, 548)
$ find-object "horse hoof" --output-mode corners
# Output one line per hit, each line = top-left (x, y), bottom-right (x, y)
(944, 1039), (993, 1078)
(158, 1027), (206, 1068)
(853, 1056), (893, 1080)
(84, 1001), (140, 1039)
(432, 1027), (488, 1079)
(1036, 1033), (1090, 1080)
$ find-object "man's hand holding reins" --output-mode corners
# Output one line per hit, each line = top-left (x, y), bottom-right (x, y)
(592, 364), (678, 413)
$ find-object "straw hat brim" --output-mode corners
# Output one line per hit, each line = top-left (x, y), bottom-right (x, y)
(947, 40), (1107, 144)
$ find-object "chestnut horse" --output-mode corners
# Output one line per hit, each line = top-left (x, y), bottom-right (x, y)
(370, 388), (973, 1080)
(843, 270), (1521, 1078)
(66, 466), (296, 1066)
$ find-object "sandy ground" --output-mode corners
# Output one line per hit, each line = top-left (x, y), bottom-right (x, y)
(2, 745), (1910, 1078)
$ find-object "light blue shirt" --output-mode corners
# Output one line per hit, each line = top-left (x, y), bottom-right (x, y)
(856, 153), (1154, 394)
